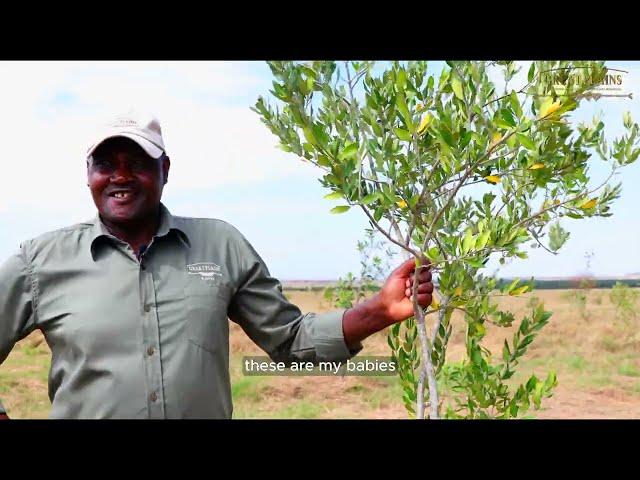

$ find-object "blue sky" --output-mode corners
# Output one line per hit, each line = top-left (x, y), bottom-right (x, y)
(0, 61), (638, 280)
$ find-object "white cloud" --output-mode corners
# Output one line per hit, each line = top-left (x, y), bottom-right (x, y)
(0, 61), (308, 219)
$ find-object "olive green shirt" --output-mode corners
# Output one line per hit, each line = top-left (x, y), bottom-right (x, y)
(0, 204), (361, 418)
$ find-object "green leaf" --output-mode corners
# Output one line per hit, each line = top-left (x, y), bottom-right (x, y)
(437, 127), (456, 149)
(361, 192), (383, 205)
(311, 123), (329, 147)
(303, 126), (318, 146)
(330, 205), (351, 214)
(527, 62), (536, 83)
(516, 133), (536, 151)
(475, 230), (491, 250)
(471, 349), (483, 366)
(317, 155), (331, 167)
(396, 69), (407, 90)
(509, 90), (523, 118)
(391, 323), (401, 336)
(549, 221), (570, 252)
(466, 258), (485, 268)
(502, 340), (511, 362)
(394, 127), (412, 142)
(500, 108), (516, 128)
(460, 130), (473, 149)
(338, 143), (358, 161)
(395, 93), (415, 133)
(323, 191), (344, 201)
(556, 99), (578, 116)
(495, 117), (513, 130)
(461, 229), (475, 254)
(451, 77), (464, 100)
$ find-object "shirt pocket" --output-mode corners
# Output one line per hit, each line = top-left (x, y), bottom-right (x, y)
(183, 279), (233, 355)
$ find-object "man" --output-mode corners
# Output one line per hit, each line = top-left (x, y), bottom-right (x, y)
(0, 110), (434, 419)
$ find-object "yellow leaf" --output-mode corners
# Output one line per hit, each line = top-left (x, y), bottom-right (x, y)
(475, 323), (486, 336)
(484, 175), (501, 185)
(396, 200), (408, 208)
(430, 297), (440, 309)
(554, 199), (561, 205)
(416, 103), (424, 112)
(509, 285), (529, 296)
(454, 286), (463, 296)
(539, 100), (562, 119)
(417, 113), (433, 135)
(579, 198), (597, 209)
(489, 132), (502, 149)
(528, 163), (545, 170)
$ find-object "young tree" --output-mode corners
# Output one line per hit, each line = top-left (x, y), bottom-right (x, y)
(324, 228), (396, 309)
(253, 61), (640, 418)
(609, 281), (640, 326)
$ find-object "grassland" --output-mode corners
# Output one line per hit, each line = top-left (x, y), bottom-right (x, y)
(1, 288), (639, 419)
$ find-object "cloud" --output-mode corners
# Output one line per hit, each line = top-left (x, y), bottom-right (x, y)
(0, 61), (310, 219)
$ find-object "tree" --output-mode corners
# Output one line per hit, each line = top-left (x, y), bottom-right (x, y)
(253, 61), (640, 419)
(609, 281), (640, 326)
(323, 228), (396, 309)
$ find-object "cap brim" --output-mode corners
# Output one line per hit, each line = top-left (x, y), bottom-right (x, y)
(87, 133), (164, 160)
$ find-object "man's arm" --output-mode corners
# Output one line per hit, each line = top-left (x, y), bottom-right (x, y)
(226, 229), (360, 364)
(0, 247), (38, 420)
(226, 228), (433, 364)
(342, 258), (433, 349)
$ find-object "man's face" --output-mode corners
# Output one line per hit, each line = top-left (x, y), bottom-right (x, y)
(87, 137), (170, 225)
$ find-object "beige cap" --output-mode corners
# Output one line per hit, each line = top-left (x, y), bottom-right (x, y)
(87, 109), (166, 160)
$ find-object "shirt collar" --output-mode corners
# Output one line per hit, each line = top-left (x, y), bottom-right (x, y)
(89, 203), (190, 260)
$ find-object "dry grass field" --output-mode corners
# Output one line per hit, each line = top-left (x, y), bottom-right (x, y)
(1, 288), (639, 419)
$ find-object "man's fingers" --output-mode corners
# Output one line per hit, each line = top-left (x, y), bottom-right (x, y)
(420, 270), (432, 282)
(417, 294), (432, 306)
(407, 293), (433, 306)
(394, 258), (431, 278)
(420, 282), (434, 294)
(405, 282), (434, 297)
(407, 271), (432, 285)
(394, 258), (419, 277)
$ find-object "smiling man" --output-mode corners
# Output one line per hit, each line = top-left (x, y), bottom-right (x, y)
(0, 110), (434, 419)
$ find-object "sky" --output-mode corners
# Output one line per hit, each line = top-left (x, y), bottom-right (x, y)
(0, 61), (638, 281)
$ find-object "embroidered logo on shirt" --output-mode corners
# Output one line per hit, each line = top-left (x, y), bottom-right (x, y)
(187, 263), (223, 281)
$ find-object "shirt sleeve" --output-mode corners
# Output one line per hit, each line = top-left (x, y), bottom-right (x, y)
(0, 246), (38, 414)
(227, 231), (362, 364)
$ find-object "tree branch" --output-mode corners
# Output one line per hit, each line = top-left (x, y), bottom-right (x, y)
(528, 228), (557, 255)
(511, 164), (617, 231)
(360, 205), (419, 257)
(412, 271), (439, 419)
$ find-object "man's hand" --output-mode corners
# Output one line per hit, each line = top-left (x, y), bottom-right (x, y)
(342, 258), (434, 349)
(0, 413), (9, 420)
(377, 258), (434, 323)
